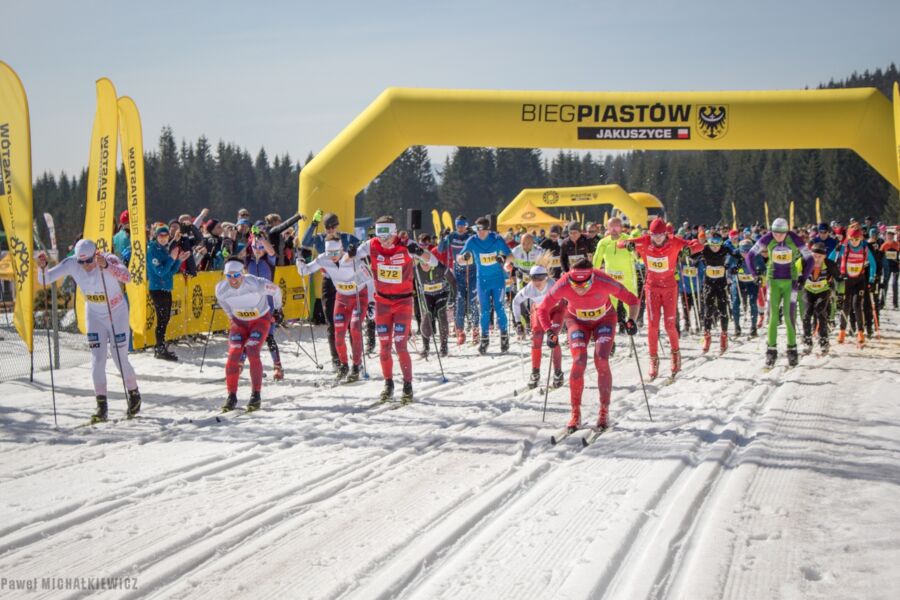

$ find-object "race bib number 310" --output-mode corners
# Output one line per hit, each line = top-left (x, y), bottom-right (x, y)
(377, 265), (402, 283)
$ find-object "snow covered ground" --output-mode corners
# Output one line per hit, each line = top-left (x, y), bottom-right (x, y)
(1, 310), (899, 599)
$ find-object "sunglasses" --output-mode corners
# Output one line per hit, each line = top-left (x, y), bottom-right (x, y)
(568, 278), (592, 290)
(531, 274), (548, 282)
(375, 225), (396, 237)
(475, 225), (487, 231)
(77, 256), (96, 265)
(225, 272), (243, 279)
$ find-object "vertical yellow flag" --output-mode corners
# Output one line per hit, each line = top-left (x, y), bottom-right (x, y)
(894, 83), (900, 190)
(603, 210), (609, 226)
(789, 200), (795, 229)
(118, 97), (148, 349)
(731, 201), (737, 230)
(84, 78), (118, 253)
(431, 209), (441, 235)
(0, 62), (35, 352)
(441, 210), (453, 231)
(815, 197), (822, 224)
(764, 201), (770, 228)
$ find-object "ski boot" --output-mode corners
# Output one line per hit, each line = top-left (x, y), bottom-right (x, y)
(440, 338), (449, 357)
(221, 393), (238, 412)
(126, 389), (142, 419)
(456, 327), (466, 346)
(648, 356), (660, 380)
(478, 335), (490, 355)
(734, 324), (742, 337)
(837, 329), (846, 344)
(819, 339), (830, 356)
(765, 347), (777, 368)
(91, 395), (108, 424)
(400, 380), (413, 404)
(421, 337), (430, 360)
(597, 404), (609, 431)
(331, 356), (342, 371)
(273, 363), (284, 381)
(702, 332), (711, 353)
(671, 350), (682, 377)
(154, 345), (178, 362)
(786, 346), (799, 367)
(471, 328), (480, 346)
(528, 368), (541, 389)
(247, 391), (261, 412)
(335, 362), (349, 383)
(380, 379), (395, 402)
(567, 405), (582, 433)
(750, 326), (758, 338)
(346, 364), (361, 383)
(857, 331), (866, 347)
(500, 332), (510, 354)
(802, 336), (813, 355)
(720, 332), (728, 353)
(552, 369), (564, 389)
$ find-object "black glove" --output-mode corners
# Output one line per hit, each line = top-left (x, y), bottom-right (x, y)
(546, 332), (559, 348)
(495, 253), (506, 264)
(347, 243), (357, 258)
(624, 318), (638, 336)
(515, 322), (525, 337)
(729, 266), (739, 275)
(407, 242), (425, 256)
(273, 309), (284, 325)
(797, 277), (806, 287)
(367, 302), (375, 320)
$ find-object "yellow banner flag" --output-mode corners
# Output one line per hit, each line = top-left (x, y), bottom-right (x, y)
(764, 201), (769, 228)
(789, 200), (795, 229)
(731, 201), (737, 230)
(815, 197), (822, 224)
(431, 209), (441, 236)
(603, 210), (609, 226)
(441, 210), (453, 231)
(85, 78), (118, 253)
(118, 97), (149, 349)
(0, 62), (35, 352)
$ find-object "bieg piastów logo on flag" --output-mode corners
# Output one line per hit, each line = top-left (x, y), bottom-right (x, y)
(697, 105), (728, 140)
(191, 285), (204, 319)
(543, 190), (559, 205)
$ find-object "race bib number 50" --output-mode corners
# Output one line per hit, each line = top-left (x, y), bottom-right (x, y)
(648, 256), (669, 273)
(377, 265), (402, 283)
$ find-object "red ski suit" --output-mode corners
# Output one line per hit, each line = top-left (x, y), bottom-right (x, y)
(538, 269), (639, 427)
(630, 234), (702, 358)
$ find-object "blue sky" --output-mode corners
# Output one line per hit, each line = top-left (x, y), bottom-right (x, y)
(3, 0), (899, 177)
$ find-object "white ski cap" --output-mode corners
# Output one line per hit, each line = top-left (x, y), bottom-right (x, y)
(771, 217), (789, 233)
(324, 240), (342, 254)
(74, 239), (97, 261)
(223, 261), (244, 275)
(529, 265), (548, 277)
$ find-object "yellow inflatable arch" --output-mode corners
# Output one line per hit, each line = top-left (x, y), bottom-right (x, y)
(498, 184), (663, 231)
(298, 85), (900, 232)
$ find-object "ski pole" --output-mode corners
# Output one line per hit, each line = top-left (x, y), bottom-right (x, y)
(869, 283), (881, 339)
(199, 305), (217, 373)
(41, 267), (58, 429)
(351, 257), (369, 379)
(300, 273), (323, 370)
(99, 261), (132, 402)
(540, 353), (554, 423)
(628, 333), (653, 422)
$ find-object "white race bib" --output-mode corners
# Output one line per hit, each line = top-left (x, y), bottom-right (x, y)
(846, 262), (863, 277)
(705, 265), (725, 279)
(335, 281), (357, 293)
(376, 264), (402, 283)
(648, 256), (669, 273)
(423, 282), (444, 293)
(737, 273), (754, 283)
(682, 266), (698, 277)
(805, 278), (830, 293)
(549, 256), (561, 268)
(885, 251), (897, 261)
(568, 254), (584, 264)
(235, 309), (260, 319)
(772, 248), (793, 264)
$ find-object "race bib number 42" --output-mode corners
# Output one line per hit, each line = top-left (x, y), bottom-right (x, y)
(377, 265), (402, 283)
(772, 248), (793, 264)
(648, 256), (669, 273)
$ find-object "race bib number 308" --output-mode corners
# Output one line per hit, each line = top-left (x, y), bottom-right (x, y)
(377, 265), (402, 283)
(235, 309), (260, 319)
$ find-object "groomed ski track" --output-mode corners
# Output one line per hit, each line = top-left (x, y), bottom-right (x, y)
(1, 313), (898, 600)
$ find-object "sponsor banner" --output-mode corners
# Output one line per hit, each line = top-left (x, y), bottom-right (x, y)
(0, 61), (35, 351)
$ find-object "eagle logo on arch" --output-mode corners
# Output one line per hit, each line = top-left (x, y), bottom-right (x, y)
(697, 105), (729, 140)
(542, 191), (560, 205)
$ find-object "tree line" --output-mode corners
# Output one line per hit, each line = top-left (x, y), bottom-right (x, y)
(30, 63), (900, 251)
